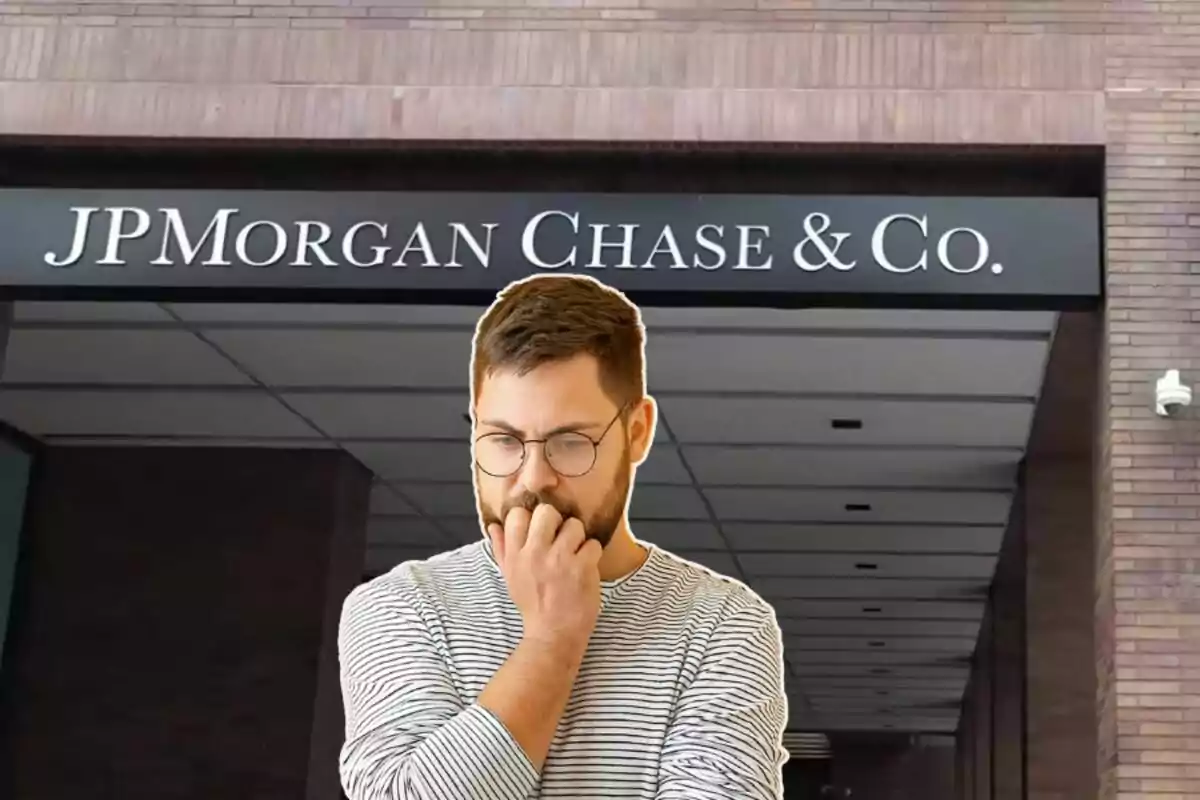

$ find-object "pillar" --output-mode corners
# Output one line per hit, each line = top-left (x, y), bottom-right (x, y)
(989, 486), (1025, 800)
(1024, 458), (1098, 800)
(0, 446), (372, 800)
(1023, 312), (1100, 800)
(0, 301), (30, 669)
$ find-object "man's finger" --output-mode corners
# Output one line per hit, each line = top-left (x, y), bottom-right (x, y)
(526, 503), (563, 552)
(504, 507), (531, 557)
(578, 538), (603, 567)
(551, 517), (586, 557)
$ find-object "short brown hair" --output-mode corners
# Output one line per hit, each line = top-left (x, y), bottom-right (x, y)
(471, 274), (646, 409)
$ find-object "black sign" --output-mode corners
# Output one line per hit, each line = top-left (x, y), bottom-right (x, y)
(0, 189), (1101, 306)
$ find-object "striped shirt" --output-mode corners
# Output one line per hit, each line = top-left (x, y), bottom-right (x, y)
(337, 538), (790, 799)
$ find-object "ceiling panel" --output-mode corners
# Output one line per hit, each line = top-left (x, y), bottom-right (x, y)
(366, 516), (449, 547)
(785, 636), (974, 654)
(802, 685), (963, 701)
(782, 618), (981, 638)
(661, 397), (1034, 447)
(14, 301), (175, 322)
(647, 335), (1048, 396)
(434, 516), (485, 543)
(787, 650), (969, 666)
(3, 329), (253, 385)
(674, 550), (740, 576)
(0, 302), (1054, 737)
(0, 389), (315, 438)
(399, 482), (709, 519)
(771, 599), (985, 621)
(286, 391), (670, 443)
(42, 436), (340, 449)
(723, 523), (1004, 554)
(738, 553), (997, 580)
(789, 664), (970, 681)
(418, 519), (732, 550)
(348, 444), (469, 483)
(809, 696), (959, 712)
(637, 445), (693, 481)
(752, 577), (987, 600)
(808, 706), (957, 722)
(815, 716), (958, 732)
(344, 441), (690, 484)
(369, 484), (420, 515)
(633, 520), (726, 550)
(205, 329), (471, 387)
(284, 392), (472, 439)
(161, 304), (1055, 333)
(705, 488), (1012, 525)
(798, 676), (967, 692)
(639, 307), (1055, 333)
(365, 546), (448, 574)
(628, 486), (710, 519)
(168, 302), (483, 326)
(395, 482), (475, 516)
(685, 446), (1018, 489)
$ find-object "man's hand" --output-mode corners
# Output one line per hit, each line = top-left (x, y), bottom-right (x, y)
(475, 504), (604, 772)
(488, 504), (603, 656)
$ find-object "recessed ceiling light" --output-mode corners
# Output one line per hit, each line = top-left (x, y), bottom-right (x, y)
(845, 503), (872, 512)
(831, 418), (863, 430)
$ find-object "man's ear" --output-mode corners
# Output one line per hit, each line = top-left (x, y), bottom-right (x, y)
(627, 396), (657, 466)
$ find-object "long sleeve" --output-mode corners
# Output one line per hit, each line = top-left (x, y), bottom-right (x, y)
(337, 579), (540, 800)
(654, 599), (790, 800)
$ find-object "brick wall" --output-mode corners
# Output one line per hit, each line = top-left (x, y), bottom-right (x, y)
(1103, 92), (1200, 800)
(0, 4), (1106, 142)
(0, 0), (1165, 33)
(1101, 8), (1200, 797)
(0, 0), (1132, 33)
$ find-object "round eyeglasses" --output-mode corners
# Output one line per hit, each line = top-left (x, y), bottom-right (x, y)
(473, 406), (627, 478)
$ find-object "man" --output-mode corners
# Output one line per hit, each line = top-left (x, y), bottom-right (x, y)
(337, 274), (789, 799)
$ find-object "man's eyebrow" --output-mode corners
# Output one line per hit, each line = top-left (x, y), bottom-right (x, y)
(477, 419), (604, 437)
(477, 419), (523, 436)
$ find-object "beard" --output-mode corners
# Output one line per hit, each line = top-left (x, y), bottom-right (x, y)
(477, 448), (632, 549)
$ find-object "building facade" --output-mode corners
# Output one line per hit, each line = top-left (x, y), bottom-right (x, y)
(0, 2), (1194, 800)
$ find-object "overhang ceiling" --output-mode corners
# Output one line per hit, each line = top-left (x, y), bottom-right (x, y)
(0, 300), (1055, 737)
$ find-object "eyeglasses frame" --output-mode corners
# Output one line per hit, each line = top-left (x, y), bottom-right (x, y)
(472, 403), (630, 479)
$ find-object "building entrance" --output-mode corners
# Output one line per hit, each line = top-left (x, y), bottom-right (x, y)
(0, 144), (1104, 800)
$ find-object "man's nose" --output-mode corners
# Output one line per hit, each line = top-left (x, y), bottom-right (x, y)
(517, 443), (559, 494)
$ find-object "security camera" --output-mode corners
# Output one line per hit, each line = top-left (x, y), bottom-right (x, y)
(1155, 369), (1192, 417)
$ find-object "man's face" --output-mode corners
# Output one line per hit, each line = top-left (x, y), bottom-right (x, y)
(472, 354), (653, 548)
